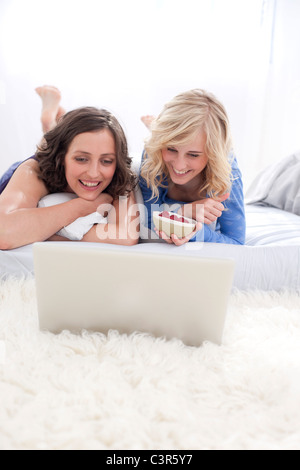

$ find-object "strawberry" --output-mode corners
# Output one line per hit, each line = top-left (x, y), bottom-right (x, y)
(159, 211), (171, 219)
(159, 211), (188, 224)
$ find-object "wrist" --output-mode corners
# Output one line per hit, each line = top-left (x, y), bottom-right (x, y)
(178, 203), (193, 218)
(71, 197), (93, 218)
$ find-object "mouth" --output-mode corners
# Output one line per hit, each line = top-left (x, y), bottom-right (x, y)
(171, 166), (192, 178)
(79, 179), (102, 191)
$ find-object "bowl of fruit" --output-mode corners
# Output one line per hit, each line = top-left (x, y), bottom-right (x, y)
(153, 211), (197, 239)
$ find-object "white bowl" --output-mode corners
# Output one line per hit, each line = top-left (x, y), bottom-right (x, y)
(153, 211), (197, 239)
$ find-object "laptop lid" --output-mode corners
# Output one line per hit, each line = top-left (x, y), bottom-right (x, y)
(33, 243), (235, 346)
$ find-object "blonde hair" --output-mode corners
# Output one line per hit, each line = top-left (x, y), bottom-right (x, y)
(141, 89), (233, 201)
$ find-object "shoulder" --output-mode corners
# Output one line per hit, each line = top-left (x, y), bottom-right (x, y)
(14, 158), (47, 192)
(16, 158), (39, 175)
(139, 174), (165, 205)
(228, 152), (240, 171)
(1, 158), (48, 208)
(228, 151), (243, 181)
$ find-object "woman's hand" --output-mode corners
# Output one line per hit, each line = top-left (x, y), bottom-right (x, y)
(154, 221), (202, 246)
(82, 191), (140, 246)
(178, 193), (229, 225)
(154, 192), (229, 246)
(76, 192), (114, 218)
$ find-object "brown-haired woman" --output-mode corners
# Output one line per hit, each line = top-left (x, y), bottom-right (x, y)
(0, 86), (139, 250)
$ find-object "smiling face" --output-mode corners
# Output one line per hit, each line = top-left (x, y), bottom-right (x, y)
(161, 129), (208, 189)
(64, 129), (117, 200)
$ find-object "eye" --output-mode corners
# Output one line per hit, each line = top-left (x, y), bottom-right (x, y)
(75, 157), (87, 163)
(102, 159), (114, 165)
(167, 147), (177, 153)
(188, 153), (201, 158)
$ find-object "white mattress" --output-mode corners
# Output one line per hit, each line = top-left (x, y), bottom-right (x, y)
(245, 204), (300, 246)
(1, 204), (300, 291)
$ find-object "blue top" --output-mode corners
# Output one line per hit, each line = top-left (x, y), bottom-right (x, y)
(138, 152), (246, 244)
(0, 156), (36, 194)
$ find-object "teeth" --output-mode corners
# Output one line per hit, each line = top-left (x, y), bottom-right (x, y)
(173, 168), (189, 175)
(80, 180), (99, 187)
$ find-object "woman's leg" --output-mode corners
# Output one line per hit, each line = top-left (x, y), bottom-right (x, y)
(141, 115), (155, 130)
(35, 85), (66, 133)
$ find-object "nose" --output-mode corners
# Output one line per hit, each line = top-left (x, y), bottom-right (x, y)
(86, 161), (101, 179)
(173, 153), (187, 171)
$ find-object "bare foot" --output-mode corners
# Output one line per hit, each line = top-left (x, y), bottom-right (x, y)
(141, 115), (155, 130)
(35, 85), (64, 133)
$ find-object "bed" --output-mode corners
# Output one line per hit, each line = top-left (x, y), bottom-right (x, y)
(1, 202), (299, 291)
(1, 166), (300, 451)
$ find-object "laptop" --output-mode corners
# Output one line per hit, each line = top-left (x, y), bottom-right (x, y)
(33, 243), (235, 346)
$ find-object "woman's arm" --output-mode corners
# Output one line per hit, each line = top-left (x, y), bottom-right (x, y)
(178, 193), (229, 225)
(81, 191), (140, 246)
(201, 173), (246, 245)
(0, 160), (111, 250)
(162, 171), (245, 246)
(188, 170), (245, 245)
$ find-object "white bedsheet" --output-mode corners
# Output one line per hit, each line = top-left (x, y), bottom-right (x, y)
(245, 204), (300, 245)
(0, 205), (300, 291)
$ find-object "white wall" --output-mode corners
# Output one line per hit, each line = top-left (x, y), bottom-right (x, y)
(0, 0), (299, 191)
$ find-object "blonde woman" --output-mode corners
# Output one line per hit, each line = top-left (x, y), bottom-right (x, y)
(139, 89), (245, 246)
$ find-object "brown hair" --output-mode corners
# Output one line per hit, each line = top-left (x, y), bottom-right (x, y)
(36, 107), (136, 197)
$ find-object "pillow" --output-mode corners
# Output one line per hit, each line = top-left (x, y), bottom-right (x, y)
(38, 193), (107, 241)
(245, 152), (300, 215)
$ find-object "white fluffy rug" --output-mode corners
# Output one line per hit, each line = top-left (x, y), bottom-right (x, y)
(1, 278), (300, 450)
